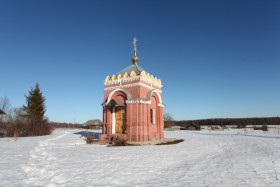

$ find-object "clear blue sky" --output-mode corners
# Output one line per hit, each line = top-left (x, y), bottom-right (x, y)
(0, 0), (279, 123)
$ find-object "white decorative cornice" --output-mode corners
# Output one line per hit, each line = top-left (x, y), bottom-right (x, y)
(125, 100), (164, 106)
(126, 99), (151, 104)
(105, 74), (162, 88)
(105, 82), (162, 93)
(139, 76), (162, 88)
(104, 76), (141, 85)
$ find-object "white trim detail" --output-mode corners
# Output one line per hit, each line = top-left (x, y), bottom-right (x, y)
(105, 75), (162, 88)
(126, 99), (151, 104)
(104, 76), (141, 85)
(105, 82), (162, 94)
(151, 108), (156, 124)
(112, 107), (116, 134)
(150, 90), (163, 104)
(158, 103), (165, 107)
(106, 88), (130, 105)
(140, 76), (162, 87)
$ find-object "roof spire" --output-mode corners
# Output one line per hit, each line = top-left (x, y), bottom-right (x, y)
(132, 37), (139, 64)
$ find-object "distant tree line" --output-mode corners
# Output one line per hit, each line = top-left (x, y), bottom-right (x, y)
(50, 122), (81, 129)
(173, 117), (280, 127)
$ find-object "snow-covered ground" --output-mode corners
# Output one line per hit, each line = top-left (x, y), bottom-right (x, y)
(1, 128), (280, 187)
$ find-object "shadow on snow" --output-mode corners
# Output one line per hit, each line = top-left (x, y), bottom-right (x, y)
(73, 131), (102, 140)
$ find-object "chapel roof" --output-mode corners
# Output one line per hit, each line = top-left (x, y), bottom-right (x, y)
(117, 63), (145, 75)
(104, 38), (162, 86)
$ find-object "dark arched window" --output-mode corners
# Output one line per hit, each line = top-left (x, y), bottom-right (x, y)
(150, 108), (155, 125)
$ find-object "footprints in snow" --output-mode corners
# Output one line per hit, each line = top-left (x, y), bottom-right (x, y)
(22, 133), (68, 187)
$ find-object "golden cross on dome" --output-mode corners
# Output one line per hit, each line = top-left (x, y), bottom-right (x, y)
(132, 37), (137, 51)
(132, 37), (139, 64)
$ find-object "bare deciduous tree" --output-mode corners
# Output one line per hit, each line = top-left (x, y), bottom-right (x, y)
(0, 97), (12, 123)
(164, 112), (175, 128)
(164, 112), (174, 122)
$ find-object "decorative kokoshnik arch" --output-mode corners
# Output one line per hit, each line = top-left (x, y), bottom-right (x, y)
(105, 88), (131, 106)
(105, 88), (163, 106)
(146, 89), (163, 106)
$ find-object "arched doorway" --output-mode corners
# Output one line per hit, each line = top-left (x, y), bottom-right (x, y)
(114, 106), (126, 133)
(110, 101), (127, 134)
(105, 89), (128, 135)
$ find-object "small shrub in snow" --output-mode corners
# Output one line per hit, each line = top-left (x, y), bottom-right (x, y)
(86, 136), (94, 144)
(254, 125), (268, 131)
(81, 131), (96, 144)
(237, 124), (246, 129)
(262, 125), (268, 131)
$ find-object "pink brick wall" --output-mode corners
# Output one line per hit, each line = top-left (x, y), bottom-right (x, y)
(99, 78), (164, 142)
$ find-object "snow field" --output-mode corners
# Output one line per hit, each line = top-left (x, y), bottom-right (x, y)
(0, 128), (280, 187)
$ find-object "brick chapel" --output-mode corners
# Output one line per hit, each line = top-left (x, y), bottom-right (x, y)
(99, 38), (164, 142)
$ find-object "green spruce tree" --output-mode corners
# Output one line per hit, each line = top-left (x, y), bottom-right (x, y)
(24, 83), (46, 120)
(23, 83), (51, 136)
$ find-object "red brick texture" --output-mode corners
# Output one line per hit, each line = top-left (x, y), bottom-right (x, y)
(99, 77), (164, 142)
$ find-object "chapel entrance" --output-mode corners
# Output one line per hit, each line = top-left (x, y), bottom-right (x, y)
(115, 106), (126, 133)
